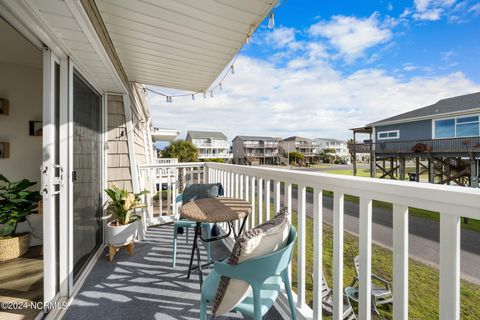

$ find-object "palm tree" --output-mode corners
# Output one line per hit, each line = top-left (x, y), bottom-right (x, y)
(162, 140), (198, 162)
(161, 140), (198, 191)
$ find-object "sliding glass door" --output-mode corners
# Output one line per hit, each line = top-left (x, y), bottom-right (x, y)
(72, 71), (103, 282)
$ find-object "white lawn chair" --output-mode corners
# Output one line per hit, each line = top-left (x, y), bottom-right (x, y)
(350, 255), (393, 313)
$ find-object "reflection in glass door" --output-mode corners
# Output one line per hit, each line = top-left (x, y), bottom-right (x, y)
(72, 71), (103, 281)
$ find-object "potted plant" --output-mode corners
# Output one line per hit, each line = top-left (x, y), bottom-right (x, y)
(105, 185), (148, 247)
(0, 174), (42, 261)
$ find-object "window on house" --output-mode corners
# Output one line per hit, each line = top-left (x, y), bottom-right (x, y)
(456, 116), (479, 137)
(435, 119), (455, 138)
(434, 115), (479, 138)
(377, 130), (399, 140)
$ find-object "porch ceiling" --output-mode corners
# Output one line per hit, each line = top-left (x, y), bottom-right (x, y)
(95, 0), (277, 92)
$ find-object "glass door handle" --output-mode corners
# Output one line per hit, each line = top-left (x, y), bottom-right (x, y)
(52, 164), (64, 195)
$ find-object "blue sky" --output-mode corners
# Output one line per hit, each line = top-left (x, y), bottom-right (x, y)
(149, 0), (480, 146)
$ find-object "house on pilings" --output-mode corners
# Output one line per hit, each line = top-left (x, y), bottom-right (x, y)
(350, 92), (480, 187)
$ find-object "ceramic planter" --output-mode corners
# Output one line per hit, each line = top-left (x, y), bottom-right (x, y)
(107, 220), (138, 247)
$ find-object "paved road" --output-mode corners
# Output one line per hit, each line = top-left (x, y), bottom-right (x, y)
(266, 187), (480, 284)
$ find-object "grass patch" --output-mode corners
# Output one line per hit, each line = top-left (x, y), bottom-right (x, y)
(287, 212), (480, 320)
(327, 167), (430, 180)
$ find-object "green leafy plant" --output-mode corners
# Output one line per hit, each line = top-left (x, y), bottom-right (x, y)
(288, 151), (305, 164)
(0, 174), (42, 237)
(161, 140), (198, 162)
(105, 185), (149, 225)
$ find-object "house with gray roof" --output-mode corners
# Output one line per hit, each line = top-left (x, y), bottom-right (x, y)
(369, 92), (480, 144)
(232, 136), (280, 165)
(350, 92), (480, 186)
(314, 138), (349, 157)
(186, 131), (232, 160)
(279, 136), (320, 163)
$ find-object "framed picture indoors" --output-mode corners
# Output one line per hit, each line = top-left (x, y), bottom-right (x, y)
(0, 98), (9, 115)
(29, 121), (43, 136)
(0, 142), (10, 159)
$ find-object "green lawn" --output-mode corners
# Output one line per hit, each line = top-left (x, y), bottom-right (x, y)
(316, 171), (480, 234)
(326, 167), (429, 180)
(287, 212), (480, 320)
(250, 201), (480, 319)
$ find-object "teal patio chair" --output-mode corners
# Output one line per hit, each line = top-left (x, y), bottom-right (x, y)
(200, 226), (297, 320)
(172, 194), (211, 267)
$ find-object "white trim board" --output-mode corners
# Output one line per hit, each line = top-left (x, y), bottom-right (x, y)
(377, 129), (400, 140)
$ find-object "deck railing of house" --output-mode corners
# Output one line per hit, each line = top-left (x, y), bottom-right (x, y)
(138, 162), (479, 320)
(373, 136), (480, 154)
(348, 143), (372, 154)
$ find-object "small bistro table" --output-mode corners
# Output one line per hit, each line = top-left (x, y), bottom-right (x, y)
(180, 197), (251, 286)
(344, 286), (379, 315)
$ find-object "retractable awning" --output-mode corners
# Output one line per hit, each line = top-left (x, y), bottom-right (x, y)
(95, 0), (277, 92)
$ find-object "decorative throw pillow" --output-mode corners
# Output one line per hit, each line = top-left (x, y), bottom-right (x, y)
(181, 183), (223, 204)
(212, 207), (290, 316)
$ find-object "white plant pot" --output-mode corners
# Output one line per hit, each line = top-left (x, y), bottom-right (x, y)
(107, 220), (138, 247)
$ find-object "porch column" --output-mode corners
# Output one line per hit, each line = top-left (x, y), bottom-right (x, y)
(428, 158), (435, 184)
(399, 157), (405, 181)
(353, 131), (357, 176)
(470, 154), (478, 187)
(370, 154), (376, 178)
(415, 157), (420, 182)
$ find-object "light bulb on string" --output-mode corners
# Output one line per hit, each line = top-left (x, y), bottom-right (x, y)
(219, 83), (223, 91)
(230, 65), (235, 75)
(191, 94), (195, 101)
(268, 12), (275, 29)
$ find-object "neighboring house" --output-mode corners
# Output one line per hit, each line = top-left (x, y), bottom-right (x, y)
(370, 92), (480, 144)
(314, 138), (349, 156)
(186, 130), (232, 160)
(232, 136), (279, 165)
(280, 136), (320, 163)
(351, 92), (480, 186)
(151, 127), (180, 143)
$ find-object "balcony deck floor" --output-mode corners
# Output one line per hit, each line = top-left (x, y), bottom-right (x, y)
(64, 224), (284, 320)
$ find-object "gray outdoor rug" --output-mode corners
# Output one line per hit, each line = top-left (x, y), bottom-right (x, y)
(63, 224), (284, 320)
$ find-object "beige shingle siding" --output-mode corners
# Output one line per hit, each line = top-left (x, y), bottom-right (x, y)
(106, 95), (133, 191)
(131, 111), (148, 166)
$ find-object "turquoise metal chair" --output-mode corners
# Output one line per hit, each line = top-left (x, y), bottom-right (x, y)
(200, 226), (297, 320)
(172, 194), (211, 267)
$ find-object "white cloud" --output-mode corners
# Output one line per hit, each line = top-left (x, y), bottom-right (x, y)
(263, 27), (297, 49)
(149, 55), (480, 142)
(308, 13), (392, 62)
(469, 2), (480, 14)
(409, 0), (479, 22)
(413, 8), (443, 20)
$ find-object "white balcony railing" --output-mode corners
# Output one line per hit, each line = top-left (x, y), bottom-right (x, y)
(198, 153), (233, 159)
(194, 142), (229, 148)
(138, 162), (479, 320)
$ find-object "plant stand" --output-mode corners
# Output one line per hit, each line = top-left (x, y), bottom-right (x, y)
(108, 241), (134, 262)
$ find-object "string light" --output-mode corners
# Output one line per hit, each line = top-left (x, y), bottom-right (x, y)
(141, 2), (284, 104)
(268, 13), (275, 29)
